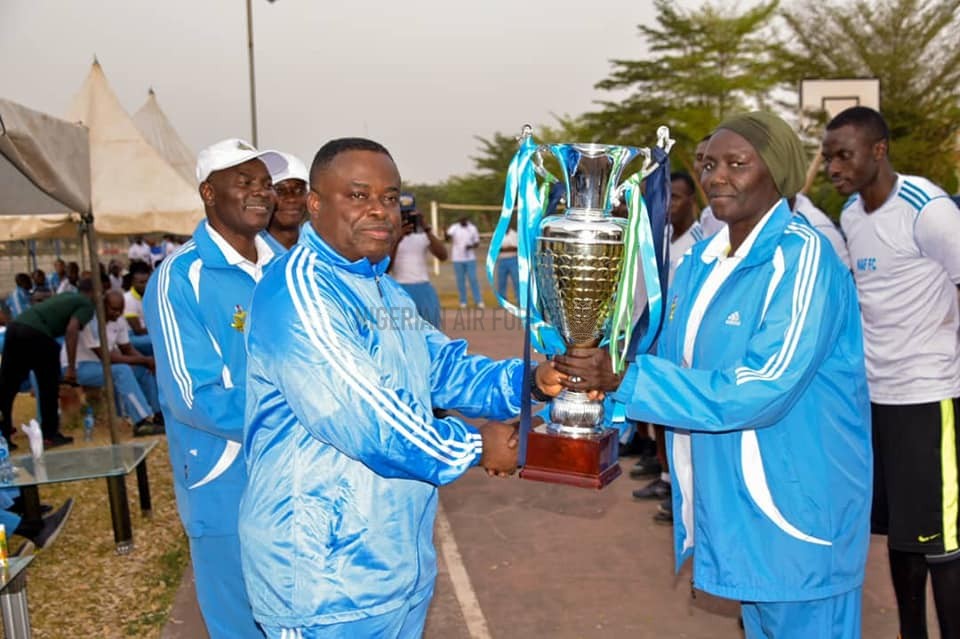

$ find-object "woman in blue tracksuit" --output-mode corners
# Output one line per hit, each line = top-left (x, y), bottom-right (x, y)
(556, 112), (872, 638)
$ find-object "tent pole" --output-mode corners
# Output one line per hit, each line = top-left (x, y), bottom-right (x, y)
(82, 213), (121, 444)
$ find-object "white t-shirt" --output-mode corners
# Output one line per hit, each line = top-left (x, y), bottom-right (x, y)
(123, 289), (145, 325)
(61, 316), (131, 366)
(668, 220), (704, 287)
(446, 222), (480, 262)
(392, 233), (431, 284)
(840, 174), (960, 404)
(500, 228), (518, 254)
(793, 193), (851, 269)
(699, 205), (726, 237)
(56, 279), (77, 295)
(128, 241), (151, 263)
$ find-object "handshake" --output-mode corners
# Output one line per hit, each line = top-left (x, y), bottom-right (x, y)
(479, 420), (523, 478)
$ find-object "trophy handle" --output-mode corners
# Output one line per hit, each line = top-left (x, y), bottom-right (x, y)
(611, 125), (675, 201)
(611, 148), (653, 206)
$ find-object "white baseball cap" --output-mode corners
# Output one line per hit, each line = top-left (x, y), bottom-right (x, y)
(270, 152), (309, 185)
(195, 138), (288, 183)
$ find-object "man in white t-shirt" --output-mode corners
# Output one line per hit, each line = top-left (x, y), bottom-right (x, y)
(128, 237), (151, 265)
(823, 105), (960, 639)
(390, 193), (447, 328)
(446, 216), (483, 308)
(62, 290), (162, 436)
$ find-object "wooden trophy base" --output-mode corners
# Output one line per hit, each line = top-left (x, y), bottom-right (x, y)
(519, 425), (621, 489)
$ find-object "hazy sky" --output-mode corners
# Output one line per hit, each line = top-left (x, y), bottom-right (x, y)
(0, 0), (661, 184)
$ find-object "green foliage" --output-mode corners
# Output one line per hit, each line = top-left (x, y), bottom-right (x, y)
(585, 0), (786, 173)
(781, 0), (960, 194)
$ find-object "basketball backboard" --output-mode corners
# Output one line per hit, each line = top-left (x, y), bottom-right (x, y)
(799, 78), (881, 132)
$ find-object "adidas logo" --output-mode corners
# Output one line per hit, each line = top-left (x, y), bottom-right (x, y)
(725, 311), (741, 326)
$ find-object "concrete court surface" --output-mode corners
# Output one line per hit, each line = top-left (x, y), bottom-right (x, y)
(164, 308), (930, 638)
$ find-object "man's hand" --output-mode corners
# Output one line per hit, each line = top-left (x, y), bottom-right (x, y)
(63, 365), (78, 386)
(480, 421), (520, 477)
(534, 360), (566, 398)
(552, 347), (623, 395)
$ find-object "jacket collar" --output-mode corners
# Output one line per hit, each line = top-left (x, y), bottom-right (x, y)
(192, 220), (274, 271)
(700, 198), (793, 268)
(298, 220), (390, 277)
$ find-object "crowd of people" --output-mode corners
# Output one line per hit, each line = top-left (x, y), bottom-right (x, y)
(0, 105), (957, 639)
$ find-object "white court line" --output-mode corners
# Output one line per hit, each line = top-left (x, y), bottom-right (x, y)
(436, 504), (493, 639)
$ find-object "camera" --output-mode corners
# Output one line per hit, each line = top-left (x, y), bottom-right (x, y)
(400, 192), (423, 232)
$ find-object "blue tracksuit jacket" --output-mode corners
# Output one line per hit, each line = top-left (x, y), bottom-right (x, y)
(615, 200), (872, 602)
(144, 220), (271, 537)
(239, 222), (526, 628)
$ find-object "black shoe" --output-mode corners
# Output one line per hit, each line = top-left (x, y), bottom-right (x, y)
(151, 412), (165, 426)
(653, 497), (673, 525)
(629, 456), (662, 479)
(632, 478), (671, 500)
(16, 498), (74, 549)
(43, 433), (74, 448)
(133, 420), (164, 437)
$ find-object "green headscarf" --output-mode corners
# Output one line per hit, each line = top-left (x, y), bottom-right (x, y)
(714, 112), (807, 197)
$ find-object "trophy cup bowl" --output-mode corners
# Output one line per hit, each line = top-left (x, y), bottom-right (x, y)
(520, 143), (644, 489)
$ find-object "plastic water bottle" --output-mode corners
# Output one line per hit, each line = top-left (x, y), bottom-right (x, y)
(83, 405), (95, 442)
(0, 437), (16, 484)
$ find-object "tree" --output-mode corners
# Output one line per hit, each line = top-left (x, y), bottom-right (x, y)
(585, 0), (787, 174)
(781, 0), (960, 193)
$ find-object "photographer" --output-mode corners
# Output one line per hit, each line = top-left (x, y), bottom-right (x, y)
(389, 193), (447, 328)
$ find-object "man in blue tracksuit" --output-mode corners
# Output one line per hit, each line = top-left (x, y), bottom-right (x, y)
(239, 137), (562, 638)
(556, 113), (872, 638)
(259, 151), (308, 256)
(144, 138), (286, 639)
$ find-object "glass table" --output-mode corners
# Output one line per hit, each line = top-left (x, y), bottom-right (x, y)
(9, 441), (158, 554)
(0, 556), (35, 639)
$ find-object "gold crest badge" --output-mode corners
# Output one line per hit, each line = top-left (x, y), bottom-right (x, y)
(231, 305), (247, 332)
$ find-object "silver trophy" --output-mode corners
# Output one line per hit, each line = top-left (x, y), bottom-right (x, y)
(534, 131), (670, 437)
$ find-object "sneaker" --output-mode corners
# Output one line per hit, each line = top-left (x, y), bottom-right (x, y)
(632, 478), (671, 500)
(459, 303), (468, 309)
(152, 412), (165, 426)
(629, 456), (662, 479)
(476, 303), (485, 309)
(43, 433), (75, 448)
(29, 498), (74, 549)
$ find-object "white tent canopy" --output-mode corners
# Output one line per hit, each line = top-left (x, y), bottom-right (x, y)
(65, 60), (203, 237)
(133, 88), (196, 187)
(0, 98), (90, 240)
(0, 97), (124, 442)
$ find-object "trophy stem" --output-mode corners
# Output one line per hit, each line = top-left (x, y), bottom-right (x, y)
(547, 390), (605, 437)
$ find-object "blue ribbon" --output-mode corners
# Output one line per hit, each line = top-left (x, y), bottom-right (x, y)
(486, 136), (566, 355)
(625, 146), (672, 360)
